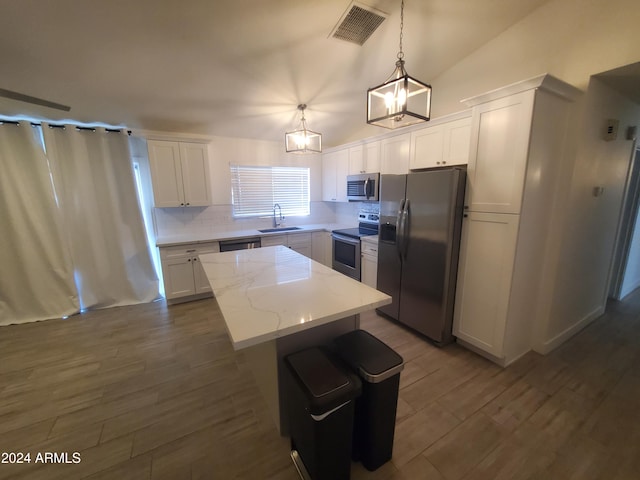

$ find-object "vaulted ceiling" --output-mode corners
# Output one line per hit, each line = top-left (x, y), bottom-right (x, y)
(0, 0), (554, 146)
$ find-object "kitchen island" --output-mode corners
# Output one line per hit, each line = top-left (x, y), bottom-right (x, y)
(199, 245), (391, 434)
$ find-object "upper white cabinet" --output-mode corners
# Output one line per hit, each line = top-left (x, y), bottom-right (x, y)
(322, 149), (349, 202)
(410, 117), (472, 170)
(349, 141), (381, 175)
(148, 140), (212, 208)
(464, 93), (535, 214)
(380, 133), (410, 174)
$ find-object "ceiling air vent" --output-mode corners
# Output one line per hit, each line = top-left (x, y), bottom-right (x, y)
(330, 1), (388, 46)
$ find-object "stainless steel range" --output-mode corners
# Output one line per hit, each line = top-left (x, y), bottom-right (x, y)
(331, 209), (379, 281)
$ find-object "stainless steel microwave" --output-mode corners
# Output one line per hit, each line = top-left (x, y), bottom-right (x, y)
(347, 173), (380, 201)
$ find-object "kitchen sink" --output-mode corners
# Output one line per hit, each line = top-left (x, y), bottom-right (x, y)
(258, 227), (302, 233)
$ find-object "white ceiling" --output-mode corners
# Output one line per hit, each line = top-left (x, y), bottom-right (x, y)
(0, 0), (554, 146)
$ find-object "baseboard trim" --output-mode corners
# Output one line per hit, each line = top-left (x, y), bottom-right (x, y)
(533, 305), (604, 355)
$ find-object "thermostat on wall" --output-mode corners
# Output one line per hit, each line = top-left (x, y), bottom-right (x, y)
(604, 119), (619, 141)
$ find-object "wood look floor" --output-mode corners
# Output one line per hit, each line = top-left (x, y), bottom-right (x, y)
(1, 292), (640, 479)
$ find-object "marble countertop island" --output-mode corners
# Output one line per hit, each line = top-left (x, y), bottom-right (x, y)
(200, 245), (391, 350)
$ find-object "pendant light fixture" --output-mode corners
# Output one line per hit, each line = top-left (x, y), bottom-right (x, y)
(285, 104), (322, 154)
(367, 0), (431, 129)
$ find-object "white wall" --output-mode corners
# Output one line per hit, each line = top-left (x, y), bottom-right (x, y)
(431, 0), (640, 118)
(535, 78), (640, 352)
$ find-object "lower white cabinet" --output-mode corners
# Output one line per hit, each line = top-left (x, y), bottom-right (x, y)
(312, 231), (332, 267)
(453, 212), (519, 360)
(261, 232), (312, 258)
(160, 242), (219, 302)
(361, 238), (378, 288)
(287, 233), (312, 258)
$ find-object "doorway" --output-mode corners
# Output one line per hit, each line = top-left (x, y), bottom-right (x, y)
(610, 146), (640, 300)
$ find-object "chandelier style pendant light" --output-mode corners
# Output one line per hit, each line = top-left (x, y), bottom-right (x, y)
(285, 104), (322, 154)
(367, 0), (431, 129)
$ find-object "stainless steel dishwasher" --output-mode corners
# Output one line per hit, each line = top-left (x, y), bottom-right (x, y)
(219, 237), (262, 252)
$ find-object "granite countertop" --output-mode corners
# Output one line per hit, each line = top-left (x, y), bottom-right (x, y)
(200, 245), (391, 350)
(156, 223), (355, 247)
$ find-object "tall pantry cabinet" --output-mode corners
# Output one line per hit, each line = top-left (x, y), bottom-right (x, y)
(453, 75), (581, 366)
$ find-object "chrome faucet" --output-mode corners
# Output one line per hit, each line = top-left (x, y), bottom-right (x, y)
(273, 203), (283, 228)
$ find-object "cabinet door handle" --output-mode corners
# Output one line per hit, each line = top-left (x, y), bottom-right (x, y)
(186, 249), (197, 253)
(193, 257), (198, 262)
(186, 202), (190, 206)
(180, 203), (185, 206)
(188, 258), (192, 262)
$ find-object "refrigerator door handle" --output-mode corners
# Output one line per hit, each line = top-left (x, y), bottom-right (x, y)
(402, 199), (410, 259)
(396, 199), (405, 259)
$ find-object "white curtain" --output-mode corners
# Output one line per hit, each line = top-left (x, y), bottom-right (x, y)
(0, 123), (78, 325)
(43, 125), (159, 311)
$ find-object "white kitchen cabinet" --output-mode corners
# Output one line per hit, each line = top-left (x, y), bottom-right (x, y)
(312, 231), (332, 267)
(148, 140), (212, 208)
(380, 133), (410, 174)
(453, 212), (519, 357)
(286, 232), (312, 258)
(410, 117), (471, 170)
(322, 149), (349, 202)
(261, 235), (288, 247)
(348, 141), (381, 175)
(464, 92), (534, 214)
(160, 241), (219, 302)
(453, 74), (581, 366)
(360, 237), (378, 288)
(262, 232), (312, 258)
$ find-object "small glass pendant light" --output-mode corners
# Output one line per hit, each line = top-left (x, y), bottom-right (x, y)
(367, 0), (431, 129)
(285, 104), (322, 154)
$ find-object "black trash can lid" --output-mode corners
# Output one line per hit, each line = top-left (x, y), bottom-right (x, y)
(285, 347), (361, 416)
(334, 330), (404, 383)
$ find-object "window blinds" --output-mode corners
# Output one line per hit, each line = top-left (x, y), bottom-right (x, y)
(230, 165), (310, 218)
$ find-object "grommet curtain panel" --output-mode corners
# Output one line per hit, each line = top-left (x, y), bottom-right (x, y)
(0, 123), (79, 323)
(0, 123), (159, 326)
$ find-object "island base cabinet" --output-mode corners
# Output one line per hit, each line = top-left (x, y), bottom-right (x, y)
(453, 212), (519, 361)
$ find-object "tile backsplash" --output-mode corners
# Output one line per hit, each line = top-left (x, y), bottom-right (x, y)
(154, 201), (365, 238)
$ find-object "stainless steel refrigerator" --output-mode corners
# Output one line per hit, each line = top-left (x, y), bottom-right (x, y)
(376, 168), (466, 345)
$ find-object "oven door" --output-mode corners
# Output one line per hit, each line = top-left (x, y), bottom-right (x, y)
(332, 233), (361, 281)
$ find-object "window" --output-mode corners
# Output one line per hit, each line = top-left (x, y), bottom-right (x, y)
(230, 165), (310, 218)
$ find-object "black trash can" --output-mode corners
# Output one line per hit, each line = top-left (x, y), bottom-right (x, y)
(284, 346), (361, 480)
(334, 329), (404, 471)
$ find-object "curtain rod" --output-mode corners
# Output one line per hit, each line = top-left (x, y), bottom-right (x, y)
(0, 120), (131, 135)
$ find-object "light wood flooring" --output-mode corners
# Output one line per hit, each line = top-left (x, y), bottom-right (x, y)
(1, 291), (640, 479)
